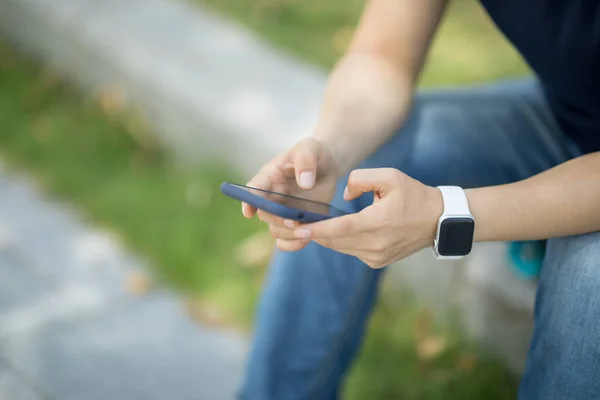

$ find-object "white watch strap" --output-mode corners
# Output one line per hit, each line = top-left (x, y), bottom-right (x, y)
(437, 186), (471, 216)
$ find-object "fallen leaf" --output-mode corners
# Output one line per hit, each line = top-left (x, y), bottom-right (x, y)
(184, 299), (226, 327)
(417, 335), (447, 361)
(456, 353), (478, 372)
(126, 110), (159, 149)
(99, 86), (126, 116)
(125, 271), (153, 295)
(254, 267), (267, 288)
(234, 230), (274, 268)
(413, 307), (433, 341)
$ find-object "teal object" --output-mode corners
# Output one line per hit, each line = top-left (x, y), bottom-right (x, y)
(508, 241), (546, 279)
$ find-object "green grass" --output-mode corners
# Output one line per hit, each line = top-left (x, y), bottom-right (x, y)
(345, 296), (517, 399)
(0, 2), (521, 395)
(197, 0), (529, 86)
(0, 42), (265, 324)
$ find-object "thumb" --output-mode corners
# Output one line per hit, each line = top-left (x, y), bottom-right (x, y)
(293, 139), (320, 190)
(343, 168), (400, 201)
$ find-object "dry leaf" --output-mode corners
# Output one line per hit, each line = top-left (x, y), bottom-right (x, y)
(185, 299), (226, 327)
(417, 335), (447, 361)
(99, 86), (126, 116)
(331, 27), (355, 53)
(413, 307), (433, 340)
(125, 271), (153, 295)
(456, 353), (478, 372)
(234, 230), (274, 268)
(126, 110), (161, 151)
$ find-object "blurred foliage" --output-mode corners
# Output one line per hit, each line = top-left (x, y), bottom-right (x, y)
(0, 0), (523, 395)
(0, 41), (266, 324)
(198, 0), (529, 85)
(345, 295), (517, 399)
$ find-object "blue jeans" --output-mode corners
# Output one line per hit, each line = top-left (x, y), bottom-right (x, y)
(240, 79), (600, 400)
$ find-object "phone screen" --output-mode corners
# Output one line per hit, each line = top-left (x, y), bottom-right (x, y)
(232, 184), (348, 217)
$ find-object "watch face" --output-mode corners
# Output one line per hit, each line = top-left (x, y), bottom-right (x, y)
(438, 218), (475, 256)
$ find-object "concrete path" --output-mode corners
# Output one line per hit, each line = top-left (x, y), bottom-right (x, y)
(0, 166), (246, 400)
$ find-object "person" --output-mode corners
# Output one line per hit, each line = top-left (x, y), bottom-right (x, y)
(239, 0), (600, 398)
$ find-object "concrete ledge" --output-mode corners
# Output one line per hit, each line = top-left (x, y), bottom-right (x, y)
(0, 0), (326, 175)
(0, 165), (246, 399)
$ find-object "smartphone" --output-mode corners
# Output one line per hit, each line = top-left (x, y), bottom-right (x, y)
(220, 182), (349, 222)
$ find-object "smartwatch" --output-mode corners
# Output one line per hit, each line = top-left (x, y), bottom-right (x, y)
(433, 186), (475, 260)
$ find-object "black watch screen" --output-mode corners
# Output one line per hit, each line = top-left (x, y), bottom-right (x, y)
(438, 217), (475, 256)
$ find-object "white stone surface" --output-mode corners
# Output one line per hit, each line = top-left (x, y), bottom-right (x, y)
(0, 169), (246, 399)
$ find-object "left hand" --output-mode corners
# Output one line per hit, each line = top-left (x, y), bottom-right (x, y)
(293, 168), (443, 268)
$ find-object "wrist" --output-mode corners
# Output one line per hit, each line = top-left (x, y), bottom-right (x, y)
(313, 55), (415, 177)
(309, 137), (343, 178)
(421, 186), (444, 249)
(465, 187), (491, 242)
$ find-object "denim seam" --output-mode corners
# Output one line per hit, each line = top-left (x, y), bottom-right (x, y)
(307, 268), (377, 399)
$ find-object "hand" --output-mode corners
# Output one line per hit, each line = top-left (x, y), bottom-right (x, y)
(292, 168), (443, 268)
(243, 138), (339, 252)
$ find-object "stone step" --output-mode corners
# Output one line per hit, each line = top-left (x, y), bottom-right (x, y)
(0, 0), (325, 176)
(0, 167), (246, 399)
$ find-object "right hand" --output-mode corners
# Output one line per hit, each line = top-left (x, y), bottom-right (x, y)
(243, 138), (339, 252)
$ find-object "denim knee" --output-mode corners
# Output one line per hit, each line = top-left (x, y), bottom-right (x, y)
(539, 231), (600, 329)
(520, 231), (600, 400)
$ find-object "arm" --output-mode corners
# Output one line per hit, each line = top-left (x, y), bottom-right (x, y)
(244, 0), (449, 253)
(290, 153), (600, 269)
(313, 0), (447, 175)
(468, 152), (600, 242)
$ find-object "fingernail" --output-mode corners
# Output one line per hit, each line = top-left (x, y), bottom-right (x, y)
(343, 187), (349, 199)
(295, 228), (311, 239)
(241, 203), (247, 217)
(299, 172), (315, 189)
(283, 219), (296, 229)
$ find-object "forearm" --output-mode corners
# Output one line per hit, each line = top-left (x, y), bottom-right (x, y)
(313, 0), (447, 175)
(467, 152), (600, 242)
(313, 54), (413, 174)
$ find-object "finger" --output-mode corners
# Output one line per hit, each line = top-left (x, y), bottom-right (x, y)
(313, 232), (376, 252)
(313, 237), (358, 252)
(276, 238), (310, 252)
(294, 213), (373, 240)
(269, 225), (297, 240)
(242, 166), (276, 218)
(257, 209), (283, 226)
(312, 239), (372, 262)
(343, 168), (400, 201)
(257, 211), (299, 229)
(293, 139), (320, 190)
